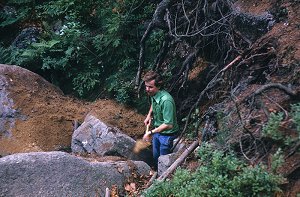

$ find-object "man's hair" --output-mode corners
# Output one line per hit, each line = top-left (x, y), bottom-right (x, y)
(142, 70), (163, 88)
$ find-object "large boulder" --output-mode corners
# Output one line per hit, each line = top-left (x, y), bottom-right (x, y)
(72, 114), (153, 165)
(0, 151), (151, 196)
(0, 74), (17, 138)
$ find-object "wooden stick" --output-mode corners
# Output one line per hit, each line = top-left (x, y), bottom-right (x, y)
(146, 171), (158, 188)
(105, 187), (110, 197)
(157, 140), (199, 181)
(220, 55), (242, 72)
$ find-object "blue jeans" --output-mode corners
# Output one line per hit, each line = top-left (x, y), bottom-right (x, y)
(152, 133), (177, 170)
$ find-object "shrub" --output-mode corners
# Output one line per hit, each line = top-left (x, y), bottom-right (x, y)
(143, 143), (284, 197)
(262, 112), (284, 141)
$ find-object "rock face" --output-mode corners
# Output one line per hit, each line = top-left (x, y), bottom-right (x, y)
(72, 114), (136, 158)
(0, 151), (151, 196)
(158, 140), (186, 176)
(71, 114), (153, 166)
(0, 74), (16, 138)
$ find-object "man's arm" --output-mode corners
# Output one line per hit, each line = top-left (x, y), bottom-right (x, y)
(144, 105), (153, 126)
(143, 123), (173, 141)
(150, 123), (173, 134)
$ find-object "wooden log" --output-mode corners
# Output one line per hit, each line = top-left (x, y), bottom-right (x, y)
(146, 171), (158, 188)
(157, 140), (199, 181)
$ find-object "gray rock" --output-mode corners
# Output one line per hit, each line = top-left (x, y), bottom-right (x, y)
(157, 140), (186, 176)
(0, 75), (15, 138)
(0, 151), (151, 197)
(12, 27), (40, 49)
(0, 73), (27, 139)
(72, 114), (152, 164)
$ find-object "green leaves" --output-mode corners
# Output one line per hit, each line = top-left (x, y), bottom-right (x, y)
(291, 103), (300, 133)
(73, 69), (101, 96)
(262, 112), (284, 141)
(31, 40), (60, 49)
(1, 0), (156, 100)
(144, 143), (284, 197)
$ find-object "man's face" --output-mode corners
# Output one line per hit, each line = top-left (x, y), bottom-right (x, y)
(145, 79), (159, 96)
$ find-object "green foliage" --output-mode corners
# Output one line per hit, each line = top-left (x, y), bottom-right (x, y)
(0, 45), (12, 64)
(143, 143), (284, 197)
(147, 30), (165, 51)
(181, 108), (201, 139)
(0, 8), (29, 27)
(262, 112), (284, 141)
(270, 148), (284, 173)
(36, 0), (76, 17)
(1, 0), (156, 103)
(72, 68), (100, 97)
(1, 0), (35, 27)
(215, 111), (240, 150)
(291, 103), (300, 134)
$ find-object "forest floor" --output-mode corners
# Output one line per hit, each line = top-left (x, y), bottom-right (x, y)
(0, 65), (146, 154)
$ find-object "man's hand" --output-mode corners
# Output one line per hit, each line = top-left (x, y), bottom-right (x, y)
(144, 116), (152, 126)
(143, 130), (152, 142)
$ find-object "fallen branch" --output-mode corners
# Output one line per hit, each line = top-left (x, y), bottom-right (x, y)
(220, 55), (242, 73)
(254, 83), (297, 97)
(157, 140), (199, 181)
(246, 83), (299, 102)
(145, 171), (158, 188)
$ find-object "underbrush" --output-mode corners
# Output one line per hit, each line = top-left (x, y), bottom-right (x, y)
(143, 143), (285, 197)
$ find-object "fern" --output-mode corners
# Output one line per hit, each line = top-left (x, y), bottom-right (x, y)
(0, 0), (156, 102)
(7, 0), (34, 4)
(72, 68), (101, 97)
(0, 7), (29, 27)
(36, 0), (76, 17)
(0, 45), (11, 64)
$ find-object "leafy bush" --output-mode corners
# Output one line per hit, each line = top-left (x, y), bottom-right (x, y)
(143, 143), (284, 197)
(262, 112), (284, 141)
(1, 0), (157, 103)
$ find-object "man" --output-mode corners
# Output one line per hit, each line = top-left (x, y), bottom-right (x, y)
(142, 70), (179, 171)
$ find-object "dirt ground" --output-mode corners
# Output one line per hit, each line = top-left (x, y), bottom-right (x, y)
(0, 64), (146, 155)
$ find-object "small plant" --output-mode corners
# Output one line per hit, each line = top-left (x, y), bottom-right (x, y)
(291, 103), (300, 134)
(262, 112), (284, 141)
(215, 111), (238, 150)
(270, 148), (284, 173)
(181, 108), (201, 139)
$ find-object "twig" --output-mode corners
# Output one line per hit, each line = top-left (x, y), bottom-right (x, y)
(239, 135), (252, 161)
(177, 54), (242, 142)
(105, 187), (110, 197)
(230, 93), (255, 140)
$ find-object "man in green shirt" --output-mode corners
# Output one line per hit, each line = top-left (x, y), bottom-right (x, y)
(142, 71), (179, 170)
